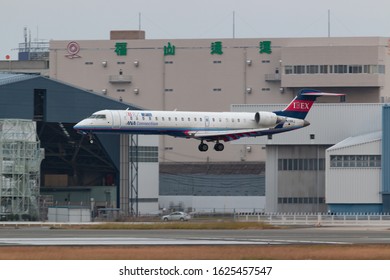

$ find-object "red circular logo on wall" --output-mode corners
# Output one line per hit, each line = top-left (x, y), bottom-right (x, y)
(66, 41), (81, 59)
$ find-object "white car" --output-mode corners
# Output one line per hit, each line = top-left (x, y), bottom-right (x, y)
(161, 212), (191, 222)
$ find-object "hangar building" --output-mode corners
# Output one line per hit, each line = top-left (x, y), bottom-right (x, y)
(0, 73), (159, 218)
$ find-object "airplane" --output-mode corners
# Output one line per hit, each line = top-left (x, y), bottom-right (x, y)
(74, 89), (344, 152)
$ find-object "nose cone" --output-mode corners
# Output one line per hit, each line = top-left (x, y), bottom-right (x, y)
(73, 121), (81, 130)
(74, 119), (87, 131)
(304, 120), (310, 127)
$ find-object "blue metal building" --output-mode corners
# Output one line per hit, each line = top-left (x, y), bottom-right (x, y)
(382, 105), (390, 212)
(0, 73), (140, 210)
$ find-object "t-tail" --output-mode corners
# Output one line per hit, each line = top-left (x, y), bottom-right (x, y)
(274, 89), (345, 120)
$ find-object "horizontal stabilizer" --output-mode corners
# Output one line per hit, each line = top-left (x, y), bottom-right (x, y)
(301, 92), (345, 97)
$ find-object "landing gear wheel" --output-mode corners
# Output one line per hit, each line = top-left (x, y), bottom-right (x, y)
(198, 142), (209, 152)
(214, 142), (224, 151)
(88, 133), (94, 144)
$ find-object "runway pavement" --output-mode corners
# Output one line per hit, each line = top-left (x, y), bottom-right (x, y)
(0, 226), (389, 246)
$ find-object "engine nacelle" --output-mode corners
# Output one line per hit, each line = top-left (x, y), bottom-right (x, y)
(254, 111), (279, 126)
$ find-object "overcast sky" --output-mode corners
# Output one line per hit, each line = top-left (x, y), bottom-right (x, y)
(2, 0), (390, 59)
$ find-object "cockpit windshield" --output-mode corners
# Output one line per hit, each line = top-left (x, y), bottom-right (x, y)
(88, 114), (106, 119)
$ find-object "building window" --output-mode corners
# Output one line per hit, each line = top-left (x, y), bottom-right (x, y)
(129, 146), (158, 162)
(330, 155), (381, 168)
(278, 158), (325, 171)
(284, 64), (385, 75)
(293, 65), (305, 74)
(320, 65), (328, 74)
(349, 65), (362, 73)
(285, 65), (293, 74)
(334, 65), (348, 73)
(278, 197), (325, 204)
(306, 65), (319, 74)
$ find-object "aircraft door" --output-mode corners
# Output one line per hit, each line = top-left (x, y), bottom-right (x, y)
(111, 111), (121, 129)
(205, 116), (210, 127)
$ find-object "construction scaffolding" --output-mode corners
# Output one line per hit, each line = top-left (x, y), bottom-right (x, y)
(17, 27), (50, 61)
(0, 119), (44, 219)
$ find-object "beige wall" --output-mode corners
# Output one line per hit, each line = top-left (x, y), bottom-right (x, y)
(50, 36), (390, 162)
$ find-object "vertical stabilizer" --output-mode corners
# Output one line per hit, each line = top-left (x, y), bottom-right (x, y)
(274, 89), (344, 119)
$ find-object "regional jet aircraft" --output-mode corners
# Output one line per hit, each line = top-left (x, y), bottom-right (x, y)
(74, 89), (343, 152)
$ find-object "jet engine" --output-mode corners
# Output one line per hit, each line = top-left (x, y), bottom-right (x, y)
(254, 111), (279, 126)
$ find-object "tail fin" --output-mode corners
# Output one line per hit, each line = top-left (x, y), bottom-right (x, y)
(274, 89), (344, 119)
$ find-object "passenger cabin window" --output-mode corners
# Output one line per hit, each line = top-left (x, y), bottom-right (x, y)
(181, 117), (184, 121)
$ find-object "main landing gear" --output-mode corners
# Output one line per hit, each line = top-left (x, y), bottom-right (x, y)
(198, 141), (224, 152)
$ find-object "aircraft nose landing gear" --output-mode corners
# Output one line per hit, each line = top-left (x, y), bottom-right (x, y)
(88, 133), (94, 144)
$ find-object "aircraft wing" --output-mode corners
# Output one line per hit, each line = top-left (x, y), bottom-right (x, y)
(184, 128), (269, 142)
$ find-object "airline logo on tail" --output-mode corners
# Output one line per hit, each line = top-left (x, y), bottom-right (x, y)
(287, 100), (314, 111)
(274, 89), (344, 119)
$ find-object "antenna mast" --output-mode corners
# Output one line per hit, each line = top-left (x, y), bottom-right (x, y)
(328, 9), (331, 37)
(138, 12), (141, 31)
(233, 11), (236, 38)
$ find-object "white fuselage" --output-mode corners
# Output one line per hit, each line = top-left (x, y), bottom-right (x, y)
(73, 89), (343, 152)
(74, 109), (307, 151)
(74, 110), (305, 134)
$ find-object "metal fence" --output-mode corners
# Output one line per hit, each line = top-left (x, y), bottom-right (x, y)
(236, 213), (390, 226)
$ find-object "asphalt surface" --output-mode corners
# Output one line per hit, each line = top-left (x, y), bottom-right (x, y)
(0, 226), (389, 245)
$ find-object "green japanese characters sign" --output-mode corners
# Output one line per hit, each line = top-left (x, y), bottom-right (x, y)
(164, 42), (176, 56)
(259, 41), (272, 54)
(211, 41), (223, 55)
(115, 42), (127, 56)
